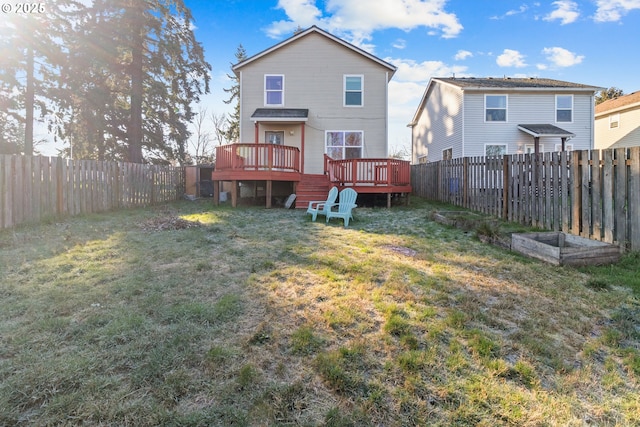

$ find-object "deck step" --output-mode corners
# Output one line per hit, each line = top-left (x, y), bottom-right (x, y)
(295, 174), (331, 208)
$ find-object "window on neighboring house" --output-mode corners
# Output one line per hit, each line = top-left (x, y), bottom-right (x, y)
(418, 155), (428, 164)
(485, 144), (507, 157)
(554, 143), (574, 152)
(344, 75), (363, 106)
(442, 148), (453, 160)
(556, 95), (573, 122)
(265, 75), (284, 106)
(485, 95), (507, 122)
(325, 131), (363, 159)
(525, 144), (545, 154)
(609, 113), (620, 129)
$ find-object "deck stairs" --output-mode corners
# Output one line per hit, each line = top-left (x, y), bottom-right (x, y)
(295, 174), (332, 209)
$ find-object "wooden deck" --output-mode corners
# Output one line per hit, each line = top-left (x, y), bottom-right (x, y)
(211, 144), (411, 207)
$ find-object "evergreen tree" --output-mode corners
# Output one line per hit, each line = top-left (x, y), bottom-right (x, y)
(596, 87), (624, 105)
(54, 0), (211, 163)
(0, 1), (80, 155)
(222, 44), (246, 143)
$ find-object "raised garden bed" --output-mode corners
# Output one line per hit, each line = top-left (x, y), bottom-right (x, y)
(512, 232), (621, 266)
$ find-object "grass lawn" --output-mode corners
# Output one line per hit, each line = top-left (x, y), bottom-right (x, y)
(1, 198), (639, 426)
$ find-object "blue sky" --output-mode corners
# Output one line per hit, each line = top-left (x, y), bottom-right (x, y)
(186, 0), (640, 155)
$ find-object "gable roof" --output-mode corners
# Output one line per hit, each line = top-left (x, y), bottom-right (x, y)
(409, 77), (602, 126)
(232, 26), (396, 78)
(251, 108), (308, 122)
(436, 77), (602, 92)
(595, 91), (640, 116)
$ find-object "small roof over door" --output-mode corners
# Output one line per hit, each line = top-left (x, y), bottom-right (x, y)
(251, 108), (309, 122)
(517, 124), (575, 138)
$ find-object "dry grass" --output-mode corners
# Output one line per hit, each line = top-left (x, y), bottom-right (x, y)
(0, 199), (638, 426)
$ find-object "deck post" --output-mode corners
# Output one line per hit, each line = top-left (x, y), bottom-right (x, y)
(387, 193), (391, 208)
(231, 180), (238, 207)
(266, 180), (272, 208)
(300, 123), (305, 174)
(213, 180), (220, 206)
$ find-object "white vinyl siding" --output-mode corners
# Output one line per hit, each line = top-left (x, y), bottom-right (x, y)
(464, 92), (594, 157)
(411, 82), (463, 163)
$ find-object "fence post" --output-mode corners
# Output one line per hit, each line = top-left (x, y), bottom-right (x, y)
(629, 147), (640, 251)
(503, 155), (510, 220)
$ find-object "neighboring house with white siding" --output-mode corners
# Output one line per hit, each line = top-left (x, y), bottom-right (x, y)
(232, 25), (396, 174)
(594, 91), (640, 149)
(409, 77), (602, 163)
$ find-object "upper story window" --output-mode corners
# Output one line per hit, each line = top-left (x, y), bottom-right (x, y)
(556, 95), (573, 122)
(326, 131), (363, 159)
(442, 148), (453, 160)
(265, 75), (284, 106)
(344, 75), (363, 106)
(609, 113), (620, 129)
(485, 95), (507, 122)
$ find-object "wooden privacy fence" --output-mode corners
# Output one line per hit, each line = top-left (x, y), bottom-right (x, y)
(412, 147), (640, 251)
(1, 154), (185, 229)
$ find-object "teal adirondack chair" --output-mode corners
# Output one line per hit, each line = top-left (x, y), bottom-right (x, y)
(326, 188), (358, 227)
(306, 186), (338, 221)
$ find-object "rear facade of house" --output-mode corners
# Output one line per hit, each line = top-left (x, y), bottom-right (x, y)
(235, 26), (395, 174)
(410, 77), (601, 163)
(212, 26), (411, 208)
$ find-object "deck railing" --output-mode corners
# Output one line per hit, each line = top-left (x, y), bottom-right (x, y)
(215, 143), (300, 172)
(324, 155), (411, 186)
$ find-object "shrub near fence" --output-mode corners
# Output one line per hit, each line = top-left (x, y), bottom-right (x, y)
(412, 147), (640, 251)
(0, 154), (185, 229)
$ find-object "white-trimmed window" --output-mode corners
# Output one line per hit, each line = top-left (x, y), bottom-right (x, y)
(265, 74), (284, 106)
(525, 144), (545, 154)
(326, 131), (363, 159)
(418, 155), (428, 164)
(609, 113), (620, 129)
(442, 147), (453, 160)
(485, 95), (507, 122)
(554, 143), (574, 152)
(344, 75), (363, 106)
(485, 144), (507, 157)
(556, 95), (573, 122)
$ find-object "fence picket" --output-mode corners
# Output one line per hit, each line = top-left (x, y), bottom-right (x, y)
(0, 154), (184, 229)
(629, 147), (640, 251)
(412, 146), (640, 252)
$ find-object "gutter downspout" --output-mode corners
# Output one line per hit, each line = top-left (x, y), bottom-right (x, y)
(238, 71), (243, 143)
(385, 71), (389, 157)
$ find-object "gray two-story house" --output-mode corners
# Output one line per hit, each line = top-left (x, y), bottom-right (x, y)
(409, 77), (602, 163)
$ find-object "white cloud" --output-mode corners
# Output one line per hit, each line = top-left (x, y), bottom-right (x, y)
(496, 49), (527, 67)
(387, 57), (469, 83)
(393, 38), (407, 49)
(454, 50), (473, 60)
(490, 4), (529, 20)
(267, 0), (463, 49)
(594, 0), (640, 22)
(542, 46), (584, 67)
(544, 1), (580, 24)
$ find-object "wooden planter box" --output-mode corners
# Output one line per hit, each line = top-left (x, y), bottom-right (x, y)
(512, 232), (621, 266)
